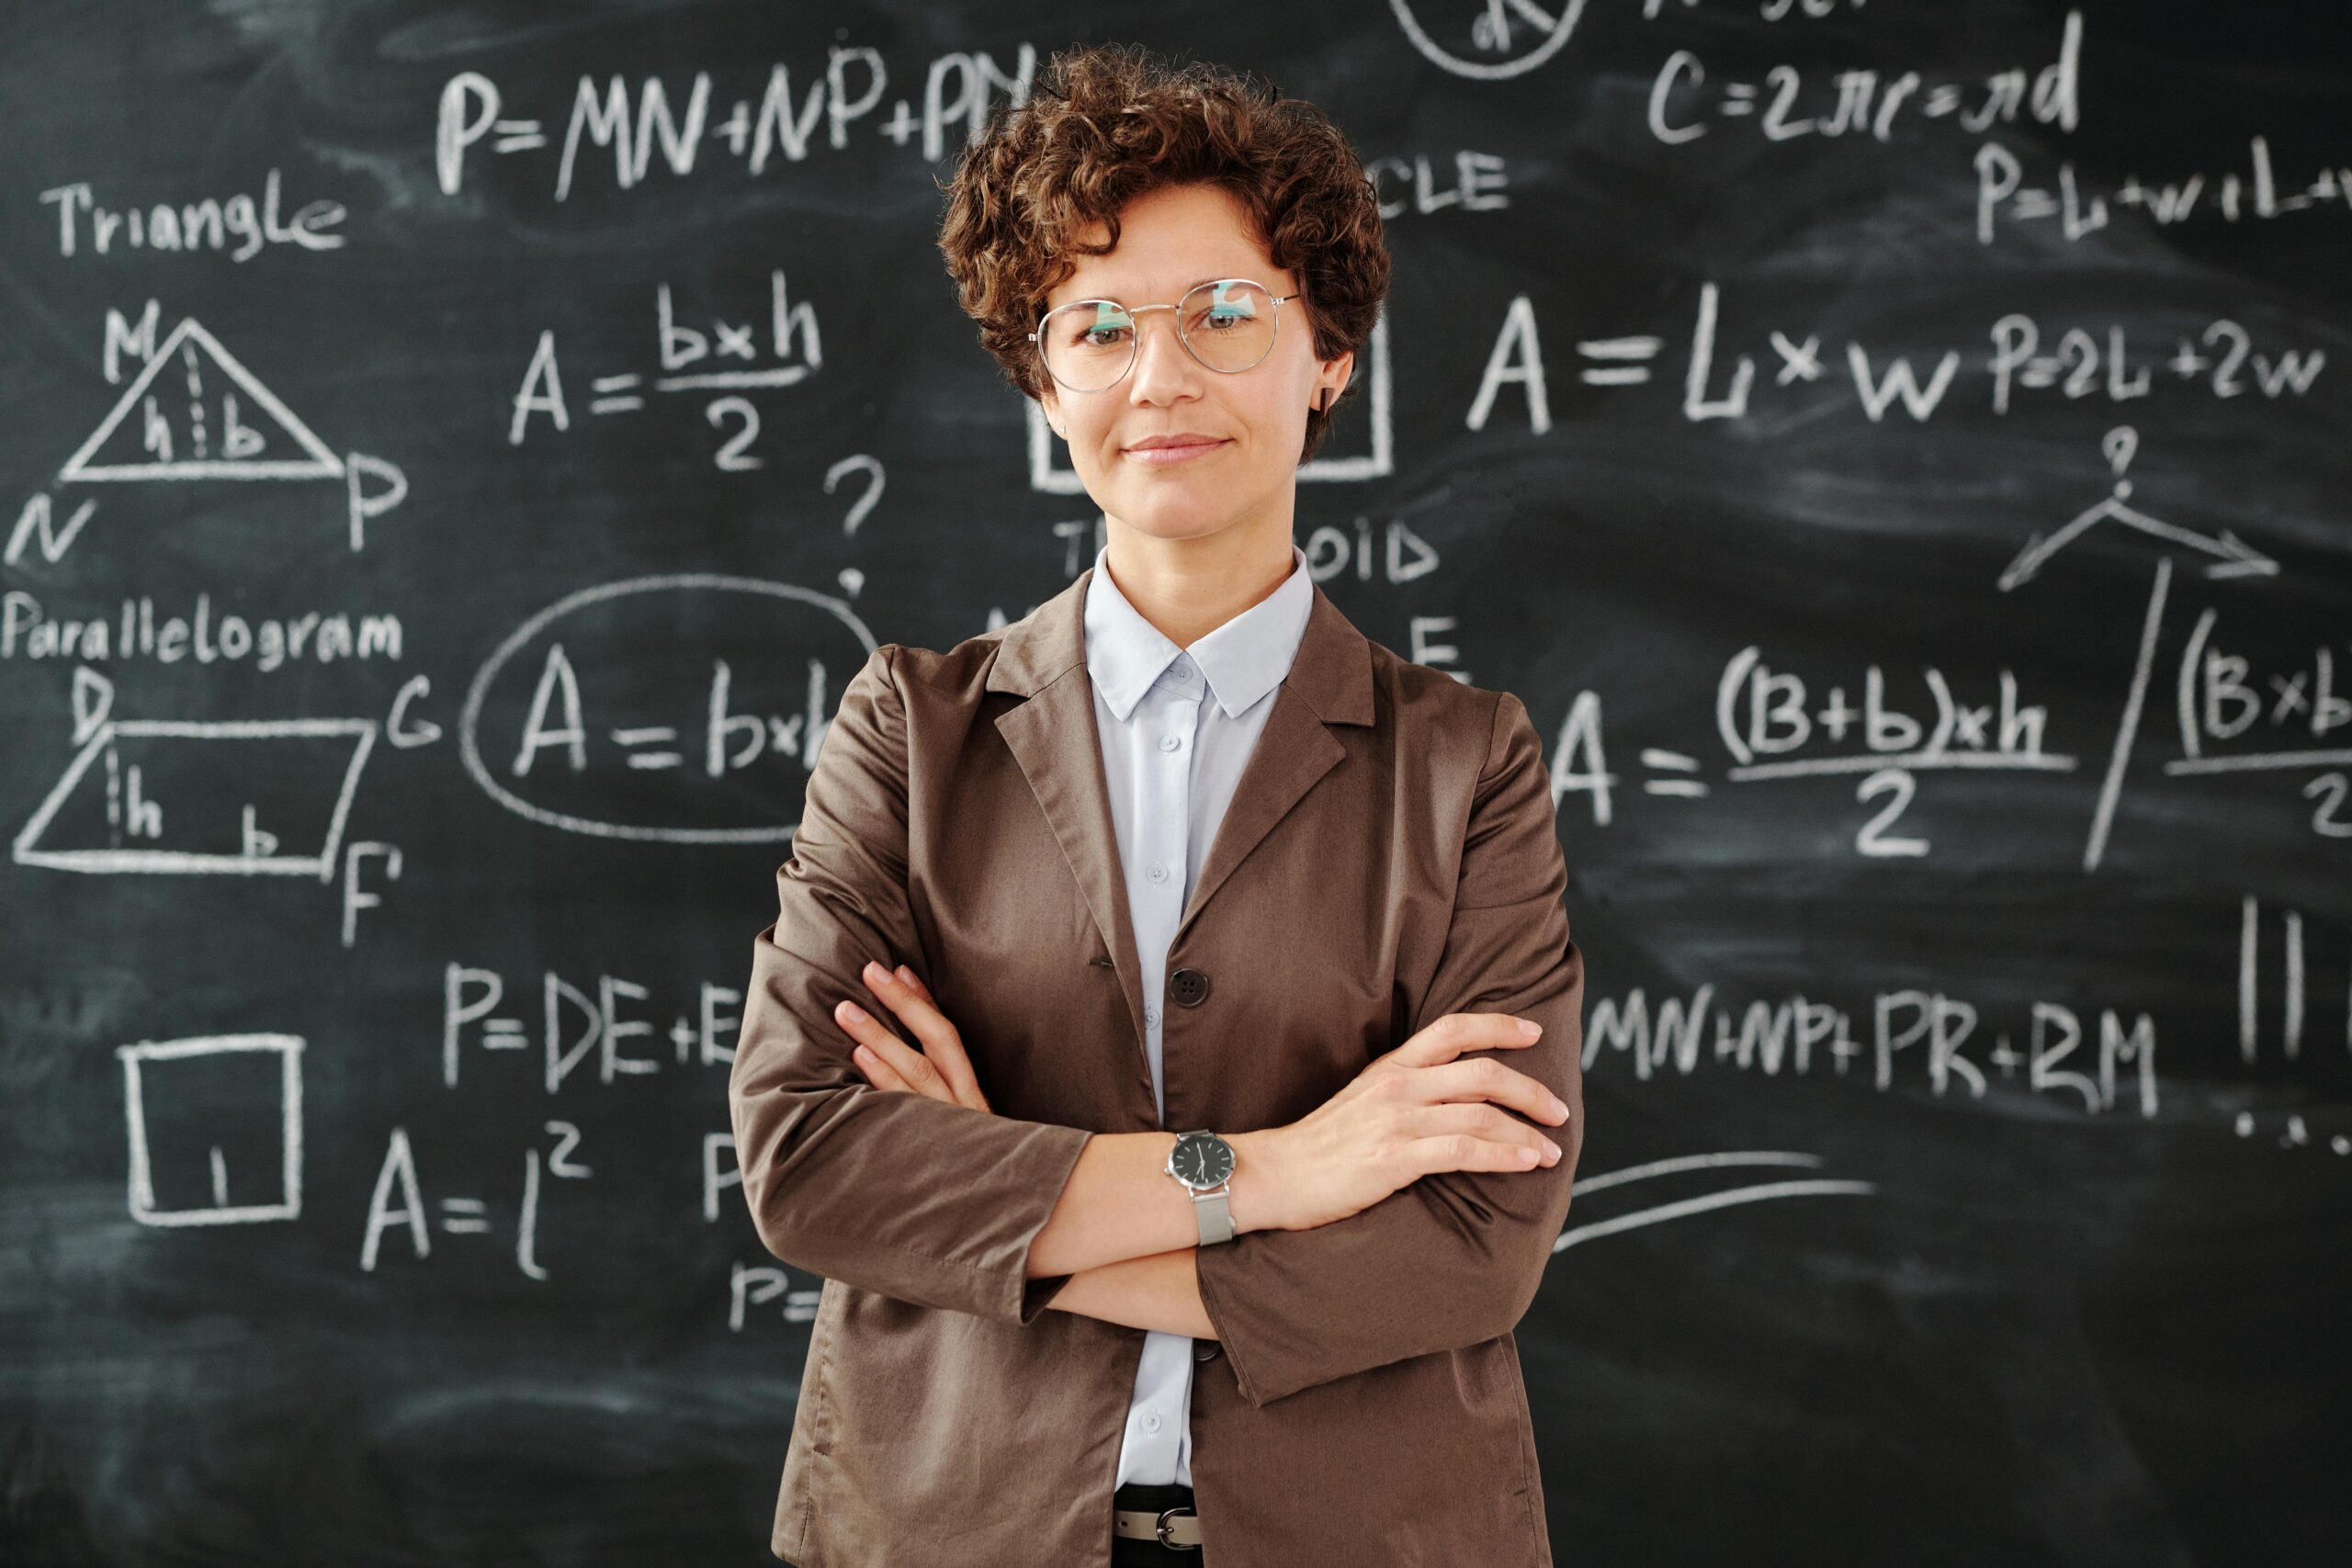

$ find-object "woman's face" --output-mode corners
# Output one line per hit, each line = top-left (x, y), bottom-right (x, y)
(1036, 182), (1352, 548)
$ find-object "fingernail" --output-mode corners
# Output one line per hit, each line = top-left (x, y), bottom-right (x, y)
(1519, 1020), (1541, 1038)
(1541, 1137), (1561, 1161)
(1549, 1096), (1571, 1121)
(896, 964), (916, 985)
(854, 1045), (874, 1063)
(838, 1000), (870, 1023)
(863, 961), (888, 984)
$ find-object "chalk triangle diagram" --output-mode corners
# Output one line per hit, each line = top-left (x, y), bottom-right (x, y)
(59, 318), (345, 483)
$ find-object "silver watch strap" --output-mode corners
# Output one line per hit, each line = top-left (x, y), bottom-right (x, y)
(1193, 1187), (1234, 1246)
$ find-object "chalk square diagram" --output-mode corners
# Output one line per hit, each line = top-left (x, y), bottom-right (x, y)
(1025, 306), (1394, 492)
(117, 1033), (305, 1226)
(13, 718), (375, 878)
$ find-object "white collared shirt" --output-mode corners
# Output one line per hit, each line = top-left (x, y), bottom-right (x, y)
(1080, 538), (1316, 1489)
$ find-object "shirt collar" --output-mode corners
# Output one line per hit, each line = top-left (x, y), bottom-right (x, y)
(1082, 541), (1315, 723)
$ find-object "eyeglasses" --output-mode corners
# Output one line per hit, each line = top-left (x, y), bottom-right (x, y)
(1028, 278), (1300, 394)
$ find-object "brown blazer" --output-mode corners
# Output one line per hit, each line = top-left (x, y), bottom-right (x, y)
(729, 561), (1587, 1567)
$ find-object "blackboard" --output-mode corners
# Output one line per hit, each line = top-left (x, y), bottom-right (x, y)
(3, 1), (2347, 1563)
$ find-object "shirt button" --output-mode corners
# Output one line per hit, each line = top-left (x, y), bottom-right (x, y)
(1147, 863), (1169, 883)
(1145, 1004), (1159, 1027)
(1159, 734), (1182, 752)
(1143, 1412), (1162, 1433)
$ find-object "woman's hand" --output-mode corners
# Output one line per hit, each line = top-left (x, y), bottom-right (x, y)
(1238, 1011), (1571, 1234)
(834, 960), (993, 1113)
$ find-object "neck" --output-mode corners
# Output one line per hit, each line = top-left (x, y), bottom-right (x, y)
(1100, 511), (1297, 649)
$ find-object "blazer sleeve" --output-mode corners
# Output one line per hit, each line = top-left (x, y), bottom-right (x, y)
(1193, 688), (1586, 1407)
(728, 643), (1095, 1325)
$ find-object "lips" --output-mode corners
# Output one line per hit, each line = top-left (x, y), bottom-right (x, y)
(1123, 437), (1229, 467)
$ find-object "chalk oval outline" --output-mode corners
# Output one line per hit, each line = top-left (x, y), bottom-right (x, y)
(458, 572), (876, 843)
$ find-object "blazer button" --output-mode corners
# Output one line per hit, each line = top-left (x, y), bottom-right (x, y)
(1193, 1339), (1222, 1363)
(1169, 967), (1211, 1008)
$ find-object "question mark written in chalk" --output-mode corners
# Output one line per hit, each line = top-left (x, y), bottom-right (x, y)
(2102, 425), (2138, 496)
(824, 455), (886, 597)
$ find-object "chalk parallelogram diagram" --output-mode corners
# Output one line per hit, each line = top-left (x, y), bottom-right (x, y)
(14, 717), (377, 878)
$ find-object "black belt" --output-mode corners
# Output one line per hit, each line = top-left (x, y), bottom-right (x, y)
(1112, 1480), (1201, 1551)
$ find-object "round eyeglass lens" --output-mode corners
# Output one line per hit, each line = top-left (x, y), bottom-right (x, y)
(1038, 299), (1136, 393)
(1181, 279), (1277, 372)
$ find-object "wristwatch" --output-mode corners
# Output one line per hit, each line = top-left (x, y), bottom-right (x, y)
(1166, 1130), (1238, 1246)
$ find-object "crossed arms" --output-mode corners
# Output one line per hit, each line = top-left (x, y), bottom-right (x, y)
(728, 644), (1586, 1407)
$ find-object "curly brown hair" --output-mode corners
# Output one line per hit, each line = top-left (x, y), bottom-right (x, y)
(935, 42), (1390, 464)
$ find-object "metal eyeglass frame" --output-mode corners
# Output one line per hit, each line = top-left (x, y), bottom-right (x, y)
(1027, 277), (1301, 393)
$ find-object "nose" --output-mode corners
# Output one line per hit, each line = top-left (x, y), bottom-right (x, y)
(1125, 308), (1202, 407)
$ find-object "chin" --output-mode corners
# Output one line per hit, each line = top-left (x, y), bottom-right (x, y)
(1114, 491), (1230, 534)
(1092, 510), (1214, 548)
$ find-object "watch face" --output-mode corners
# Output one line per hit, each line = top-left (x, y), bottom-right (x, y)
(1170, 1133), (1235, 1189)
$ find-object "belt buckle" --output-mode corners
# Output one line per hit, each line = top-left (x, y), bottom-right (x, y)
(1155, 1504), (1199, 1551)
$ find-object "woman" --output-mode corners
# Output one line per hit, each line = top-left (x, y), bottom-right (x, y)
(728, 41), (1586, 1568)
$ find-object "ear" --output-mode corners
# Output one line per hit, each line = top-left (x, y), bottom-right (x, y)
(1038, 386), (1063, 435)
(1315, 347), (1356, 414)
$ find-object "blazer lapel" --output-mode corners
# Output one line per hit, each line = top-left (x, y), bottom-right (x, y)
(987, 563), (1377, 1073)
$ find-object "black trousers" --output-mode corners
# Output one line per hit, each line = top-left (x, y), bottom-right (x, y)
(1110, 1480), (1203, 1566)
